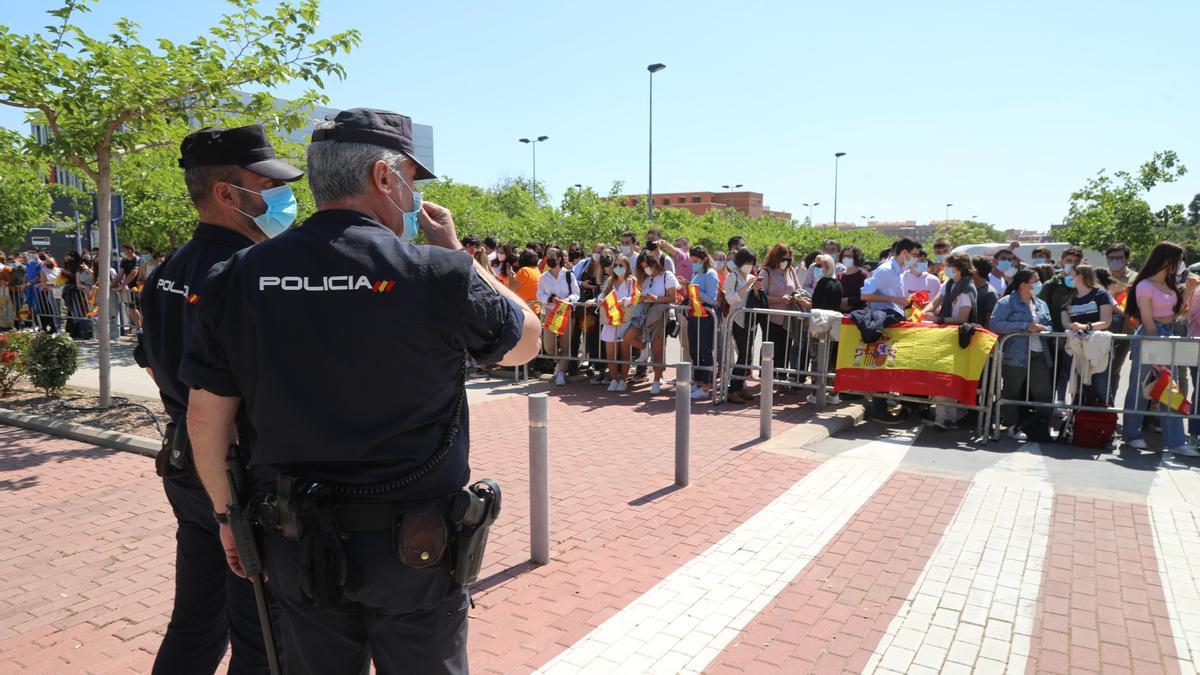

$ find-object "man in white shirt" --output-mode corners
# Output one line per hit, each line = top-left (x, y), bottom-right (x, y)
(619, 231), (640, 271)
(861, 238), (920, 421)
(989, 249), (1016, 296)
(903, 249), (943, 298)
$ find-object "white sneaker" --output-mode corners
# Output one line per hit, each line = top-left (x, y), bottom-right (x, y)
(690, 387), (708, 400)
(607, 380), (619, 392)
(616, 380), (627, 392)
(1007, 426), (1027, 442)
(1126, 438), (1148, 450)
(554, 372), (566, 386)
(1170, 444), (1200, 457)
(636, 350), (653, 365)
(650, 381), (661, 395)
(828, 394), (841, 404)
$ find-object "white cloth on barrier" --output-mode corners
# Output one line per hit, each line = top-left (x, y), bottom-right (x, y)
(1065, 330), (1113, 380)
(808, 309), (843, 341)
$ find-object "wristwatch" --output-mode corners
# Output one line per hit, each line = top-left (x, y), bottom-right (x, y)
(213, 511), (230, 524)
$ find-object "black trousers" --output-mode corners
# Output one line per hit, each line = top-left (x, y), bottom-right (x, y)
(265, 529), (468, 675)
(729, 321), (755, 392)
(154, 476), (276, 675)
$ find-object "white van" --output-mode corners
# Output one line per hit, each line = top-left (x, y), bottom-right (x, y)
(949, 242), (1105, 267)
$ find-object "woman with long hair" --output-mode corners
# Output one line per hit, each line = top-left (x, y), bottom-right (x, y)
(1121, 241), (1196, 455)
(685, 245), (720, 400)
(600, 254), (637, 392)
(989, 268), (1054, 441)
(631, 251), (679, 394)
(758, 243), (804, 390)
(1060, 264), (1115, 404)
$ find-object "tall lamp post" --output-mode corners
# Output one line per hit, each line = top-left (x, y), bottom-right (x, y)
(832, 152), (846, 227)
(647, 63), (666, 220)
(802, 202), (820, 225)
(518, 136), (549, 193)
(944, 202), (953, 223)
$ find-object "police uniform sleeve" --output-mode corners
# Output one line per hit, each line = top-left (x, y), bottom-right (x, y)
(178, 260), (241, 397)
(459, 267), (524, 364)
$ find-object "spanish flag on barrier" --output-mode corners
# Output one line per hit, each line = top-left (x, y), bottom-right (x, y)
(835, 319), (997, 406)
(630, 281), (642, 307)
(17, 305), (31, 321)
(1145, 366), (1192, 414)
(602, 292), (625, 326)
(543, 299), (571, 336)
(686, 284), (709, 318)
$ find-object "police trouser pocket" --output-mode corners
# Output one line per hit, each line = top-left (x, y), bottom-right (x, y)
(393, 506), (448, 569)
(299, 528), (347, 609)
(155, 421), (191, 479)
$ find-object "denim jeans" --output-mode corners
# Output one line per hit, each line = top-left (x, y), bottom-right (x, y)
(1122, 324), (1187, 448)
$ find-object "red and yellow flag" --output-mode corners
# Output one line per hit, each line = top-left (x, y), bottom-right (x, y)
(602, 292), (626, 326)
(543, 299), (571, 336)
(834, 319), (997, 406)
(630, 281), (642, 306)
(686, 284), (709, 318)
(1145, 366), (1192, 414)
(17, 305), (31, 321)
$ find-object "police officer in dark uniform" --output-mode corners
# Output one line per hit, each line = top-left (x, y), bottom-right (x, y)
(134, 124), (302, 674)
(181, 108), (541, 674)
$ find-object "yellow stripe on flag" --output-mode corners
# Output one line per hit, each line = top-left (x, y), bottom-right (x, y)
(834, 319), (997, 406)
(543, 300), (571, 336)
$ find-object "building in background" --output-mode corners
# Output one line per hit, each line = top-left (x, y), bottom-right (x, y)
(617, 190), (791, 220)
(1004, 228), (1049, 243)
(289, 102), (434, 175)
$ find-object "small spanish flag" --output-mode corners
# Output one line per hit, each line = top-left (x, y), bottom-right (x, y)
(603, 292), (626, 326)
(630, 281), (642, 306)
(675, 287), (686, 305)
(1145, 366), (1192, 415)
(17, 305), (31, 321)
(543, 299), (571, 336)
(686, 284), (709, 318)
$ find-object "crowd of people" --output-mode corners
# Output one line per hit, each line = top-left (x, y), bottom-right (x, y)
(464, 227), (1200, 455)
(0, 244), (166, 339)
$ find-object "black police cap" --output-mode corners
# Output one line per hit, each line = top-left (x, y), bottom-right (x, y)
(310, 108), (436, 180)
(178, 124), (303, 182)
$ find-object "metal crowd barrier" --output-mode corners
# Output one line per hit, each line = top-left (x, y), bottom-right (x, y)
(716, 307), (834, 409)
(0, 282), (131, 340)
(530, 299), (722, 392)
(986, 330), (1200, 443)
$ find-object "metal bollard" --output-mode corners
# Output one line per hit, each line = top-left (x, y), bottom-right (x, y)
(815, 335), (830, 410)
(528, 393), (550, 565)
(675, 362), (691, 487)
(760, 341), (774, 440)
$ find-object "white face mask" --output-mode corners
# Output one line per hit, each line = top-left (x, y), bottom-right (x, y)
(620, 245), (632, 255)
(740, 264), (753, 275)
(591, 252), (600, 262)
(778, 262), (789, 271)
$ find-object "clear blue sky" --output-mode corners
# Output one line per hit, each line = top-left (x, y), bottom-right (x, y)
(3, 0), (1198, 232)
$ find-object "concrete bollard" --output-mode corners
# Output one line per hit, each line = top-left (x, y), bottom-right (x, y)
(760, 341), (774, 440)
(675, 362), (691, 487)
(528, 393), (550, 564)
(816, 335), (831, 410)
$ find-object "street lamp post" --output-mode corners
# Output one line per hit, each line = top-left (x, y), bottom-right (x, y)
(945, 202), (953, 223)
(518, 136), (549, 192)
(833, 152), (846, 228)
(647, 63), (666, 220)
(802, 202), (820, 225)
(721, 183), (743, 224)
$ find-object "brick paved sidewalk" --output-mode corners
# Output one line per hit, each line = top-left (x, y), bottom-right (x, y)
(2, 383), (1198, 674)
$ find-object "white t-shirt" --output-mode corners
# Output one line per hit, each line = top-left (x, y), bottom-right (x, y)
(640, 270), (679, 299)
(903, 271), (942, 298)
(536, 268), (580, 305)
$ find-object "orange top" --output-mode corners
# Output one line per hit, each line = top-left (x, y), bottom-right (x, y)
(509, 266), (542, 312)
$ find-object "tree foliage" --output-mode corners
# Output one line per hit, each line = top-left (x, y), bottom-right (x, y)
(1061, 150), (1189, 259)
(0, 0), (359, 403)
(934, 220), (1006, 248)
(422, 178), (893, 257)
(0, 131), (53, 251)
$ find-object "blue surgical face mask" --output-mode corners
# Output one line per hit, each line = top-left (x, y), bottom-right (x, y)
(996, 260), (1012, 273)
(916, 262), (929, 274)
(232, 184), (297, 238)
(1032, 257), (1047, 266)
(692, 261), (704, 274)
(1064, 275), (1076, 289)
(613, 266), (627, 277)
(949, 269), (960, 282)
(725, 259), (738, 272)
(1033, 281), (1044, 295)
(386, 168), (423, 242)
(812, 266), (825, 281)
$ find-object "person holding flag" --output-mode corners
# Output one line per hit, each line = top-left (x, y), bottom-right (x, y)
(686, 246), (720, 400)
(598, 255), (638, 392)
(537, 247), (580, 386)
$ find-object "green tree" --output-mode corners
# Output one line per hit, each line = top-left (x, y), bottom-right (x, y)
(934, 220), (1006, 247)
(0, 131), (53, 251)
(1062, 150), (1189, 260)
(0, 0), (359, 404)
